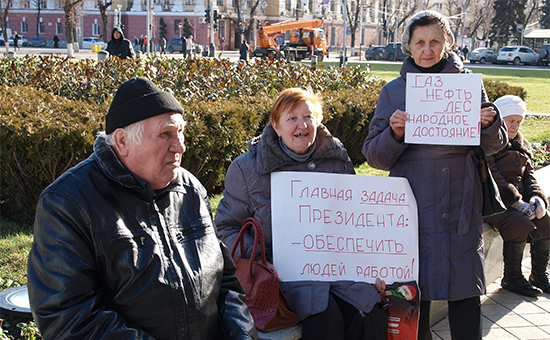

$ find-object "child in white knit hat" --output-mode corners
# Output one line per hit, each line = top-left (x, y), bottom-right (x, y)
(485, 95), (550, 297)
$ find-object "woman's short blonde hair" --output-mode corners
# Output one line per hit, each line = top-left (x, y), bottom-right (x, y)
(270, 88), (323, 125)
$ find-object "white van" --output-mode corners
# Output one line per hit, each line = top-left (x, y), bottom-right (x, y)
(0, 28), (13, 45)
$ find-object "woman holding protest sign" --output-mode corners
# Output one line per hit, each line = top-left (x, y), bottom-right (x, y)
(362, 10), (508, 340)
(215, 88), (388, 340)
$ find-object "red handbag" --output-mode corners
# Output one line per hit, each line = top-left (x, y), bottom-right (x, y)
(230, 217), (300, 332)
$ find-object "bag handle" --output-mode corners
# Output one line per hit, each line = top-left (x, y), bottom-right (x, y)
(230, 217), (269, 277)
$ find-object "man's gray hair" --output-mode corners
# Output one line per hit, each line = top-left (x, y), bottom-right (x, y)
(102, 120), (146, 146)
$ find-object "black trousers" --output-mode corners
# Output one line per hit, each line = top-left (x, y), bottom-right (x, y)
(418, 297), (482, 340)
(301, 293), (388, 340)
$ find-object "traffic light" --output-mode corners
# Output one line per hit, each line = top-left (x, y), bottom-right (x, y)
(214, 24), (218, 31)
(205, 10), (210, 23)
(237, 21), (244, 33)
(213, 10), (218, 23)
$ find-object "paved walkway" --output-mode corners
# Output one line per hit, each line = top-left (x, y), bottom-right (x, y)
(431, 256), (550, 339)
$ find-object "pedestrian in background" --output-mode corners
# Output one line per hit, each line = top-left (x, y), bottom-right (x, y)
(106, 27), (135, 59)
(239, 39), (249, 61)
(160, 37), (167, 55)
(53, 35), (59, 48)
(186, 35), (194, 57)
(13, 31), (20, 51)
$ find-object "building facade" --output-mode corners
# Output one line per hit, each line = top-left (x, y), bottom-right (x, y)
(3, 0), (458, 52)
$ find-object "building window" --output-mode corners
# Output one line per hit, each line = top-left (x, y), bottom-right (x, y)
(330, 0), (335, 12)
(6, 20), (10, 29)
(21, 21), (28, 33)
(56, 22), (63, 34)
(93, 23), (100, 36)
(39, 21), (45, 34)
(185, 0), (194, 4)
(216, 0), (223, 6)
(331, 26), (336, 46)
(285, 0), (291, 12)
(23, 0), (30, 8)
(219, 21), (225, 40)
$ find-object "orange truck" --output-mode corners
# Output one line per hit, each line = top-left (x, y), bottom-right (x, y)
(252, 19), (327, 61)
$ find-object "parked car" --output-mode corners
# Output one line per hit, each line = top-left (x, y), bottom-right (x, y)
(8, 35), (28, 46)
(467, 48), (497, 64)
(82, 37), (104, 50)
(496, 46), (539, 65)
(538, 44), (550, 66)
(28, 36), (46, 47)
(365, 45), (384, 60)
(381, 43), (407, 61)
(167, 38), (183, 53)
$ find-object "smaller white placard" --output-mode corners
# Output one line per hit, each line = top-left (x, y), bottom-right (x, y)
(405, 73), (482, 145)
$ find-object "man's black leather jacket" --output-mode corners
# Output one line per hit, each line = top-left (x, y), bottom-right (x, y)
(27, 136), (258, 340)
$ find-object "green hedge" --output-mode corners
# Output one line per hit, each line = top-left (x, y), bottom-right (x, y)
(0, 56), (381, 105)
(0, 56), (527, 225)
(0, 85), (380, 223)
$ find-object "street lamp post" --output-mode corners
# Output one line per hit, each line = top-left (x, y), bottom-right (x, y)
(146, 0), (154, 55)
(341, 0), (346, 67)
(117, 4), (122, 28)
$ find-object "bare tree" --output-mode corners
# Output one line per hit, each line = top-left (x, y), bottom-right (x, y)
(97, 0), (112, 44)
(33, 0), (46, 36)
(63, 0), (85, 57)
(1, 0), (13, 53)
(223, 0), (265, 43)
(376, 0), (425, 45)
(466, 0), (493, 42)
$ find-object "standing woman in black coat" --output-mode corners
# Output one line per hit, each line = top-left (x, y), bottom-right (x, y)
(106, 27), (135, 59)
(239, 39), (249, 61)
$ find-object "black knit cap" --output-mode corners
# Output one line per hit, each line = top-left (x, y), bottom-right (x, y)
(105, 77), (184, 134)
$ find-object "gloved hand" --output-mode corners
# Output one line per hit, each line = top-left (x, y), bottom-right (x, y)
(529, 196), (547, 219)
(511, 200), (536, 220)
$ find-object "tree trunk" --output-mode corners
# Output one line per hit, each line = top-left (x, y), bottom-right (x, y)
(65, 12), (74, 57)
(36, 3), (41, 36)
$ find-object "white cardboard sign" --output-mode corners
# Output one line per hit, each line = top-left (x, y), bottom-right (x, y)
(405, 73), (482, 145)
(271, 172), (418, 283)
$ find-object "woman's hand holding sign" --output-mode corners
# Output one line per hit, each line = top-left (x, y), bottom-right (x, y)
(390, 109), (408, 142)
(480, 105), (497, 128)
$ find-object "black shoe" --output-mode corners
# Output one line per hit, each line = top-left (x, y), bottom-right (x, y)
(530, 238), (550, 294)
(502, 277), (543, 297)
(529, 274), (550, 293)
(502, 240), (543, 297)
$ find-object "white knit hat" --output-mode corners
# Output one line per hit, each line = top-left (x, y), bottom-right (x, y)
(401, 10), (454, 56)
(494, 95), (527, 119)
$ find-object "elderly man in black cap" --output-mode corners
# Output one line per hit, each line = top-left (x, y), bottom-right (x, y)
(27, 77), (258, 340)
